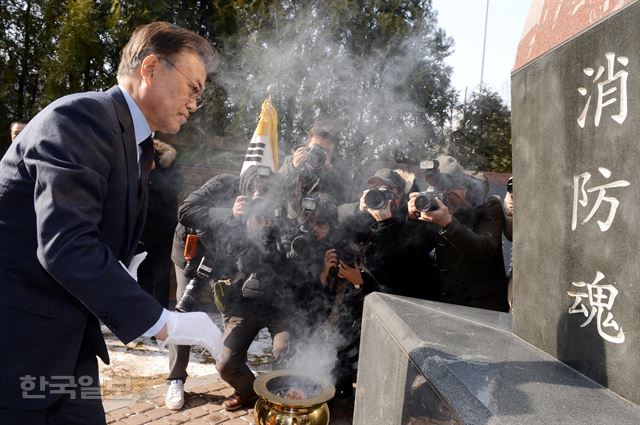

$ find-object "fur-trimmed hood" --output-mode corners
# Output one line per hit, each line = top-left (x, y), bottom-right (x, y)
(393, 169), (417, 194)
(153, 139), (177, 168)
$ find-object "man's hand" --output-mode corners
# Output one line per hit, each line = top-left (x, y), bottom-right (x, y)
(157, 311), (223, 360)
(338, 261), (363, 287)
(320, 249), (338, 285)
(358, 190), (369, 213)
(407, 192), (420, 219)
(418, 197), (452, 227)
(504, 191), (514, 217)
(232, 196), (248, 219)
(367, 200), (392, 222)
(292, 146), (309, 169)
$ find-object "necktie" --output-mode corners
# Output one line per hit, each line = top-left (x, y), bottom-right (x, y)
(138, 136), (154, 214)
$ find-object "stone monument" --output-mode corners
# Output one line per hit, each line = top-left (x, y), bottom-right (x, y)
(511, 0), (640, 404)
(353, 1), (640, 423)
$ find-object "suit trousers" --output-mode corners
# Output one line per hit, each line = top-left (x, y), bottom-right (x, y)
(0, 337), (105, 425)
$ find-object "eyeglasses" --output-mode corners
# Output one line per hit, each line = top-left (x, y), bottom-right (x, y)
(158, 56), (206, 110)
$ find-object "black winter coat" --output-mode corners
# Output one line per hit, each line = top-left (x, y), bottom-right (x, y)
(142, 141), (182, 245)
(433, 196), (509, 312)
(171, 174), (241, 279)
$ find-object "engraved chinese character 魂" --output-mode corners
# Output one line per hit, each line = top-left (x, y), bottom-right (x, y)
(567, 271), (625, 344)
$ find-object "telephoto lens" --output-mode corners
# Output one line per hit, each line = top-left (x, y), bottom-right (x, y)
(175, 258), (213, 312)
(175, 278), (200, 312)
(364, 189), (393, 210)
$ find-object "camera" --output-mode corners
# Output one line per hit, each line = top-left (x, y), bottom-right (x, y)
(507, 176), (513, 194)
(334, 240), (358, 267)
(364, 187), (396, 210)
(245, 165), (273, 197)
(413, 187), (444, 212)
(176, 257), (214, 312)
(420, 159), (440, 185)
(305, 145), (327, 170)
(300, 194), (318, 213)
(278, 221), (314, 260)
(288, 230), (315, 259)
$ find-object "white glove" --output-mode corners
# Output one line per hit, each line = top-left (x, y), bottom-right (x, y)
(159, 311), (223, 361)
(119, 252), (148, 281)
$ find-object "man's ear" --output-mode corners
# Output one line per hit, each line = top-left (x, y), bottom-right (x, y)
(140, 55), (160, 83)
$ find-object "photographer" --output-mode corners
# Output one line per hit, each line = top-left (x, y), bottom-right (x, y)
(278, 125), (350, 211)
(165, 172), (241, 409)
(319, 228), (377, 401)
(339, 168), (438, 299)
(283, 198), (376, 401)
(408, 155), (509, 312)
(138, 139), (182, 308)
(504, 176), (514, 310)
(214, 171), (302, 411)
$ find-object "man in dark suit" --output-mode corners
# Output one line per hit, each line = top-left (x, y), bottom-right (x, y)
(0, 22), (221, 424)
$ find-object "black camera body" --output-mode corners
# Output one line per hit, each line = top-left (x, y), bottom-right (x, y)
(287, 229), (315, 260)
(364, 188), (396, 210)
(414, 187), (444, 212)
(334, 240), (358, 267)
(176, 257), (214, 312)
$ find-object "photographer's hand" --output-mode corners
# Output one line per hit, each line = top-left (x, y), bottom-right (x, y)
(320, 249), (338, 285)
(232, 196), (248, 219)
(419, 197), (452, 227)
(504, 191), (514, 217)
(338, 261), (364, 287)
(367, 200), (392, 222)
(407, 192), (420, 219)
(358, 190), (369, 213)
(292, 146), (309, 169)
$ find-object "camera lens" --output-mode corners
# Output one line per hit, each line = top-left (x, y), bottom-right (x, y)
(289, 233), (313, 258)
(175, 278), (201, 312)
(364, 189), (388, 210)
(414, 193), (438, 212)
(307, 148), (326, 169)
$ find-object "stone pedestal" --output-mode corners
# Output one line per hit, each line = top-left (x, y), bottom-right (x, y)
(353, 293), (640, 425)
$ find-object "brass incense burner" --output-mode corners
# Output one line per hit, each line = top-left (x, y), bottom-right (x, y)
(253, 370), (335, 425)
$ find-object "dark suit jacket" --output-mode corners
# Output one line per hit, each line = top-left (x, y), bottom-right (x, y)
(0, 86), (163, 408)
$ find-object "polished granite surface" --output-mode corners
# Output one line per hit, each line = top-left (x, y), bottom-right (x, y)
(511, 1), (640, 405)
(354, 293), (640, 424)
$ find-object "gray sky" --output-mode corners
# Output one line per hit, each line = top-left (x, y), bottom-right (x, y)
(432, 0), (532, 104)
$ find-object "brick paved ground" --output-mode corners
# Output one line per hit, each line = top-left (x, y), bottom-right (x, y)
(104, 375), (353, 425)
(105, 379), (255, 425)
